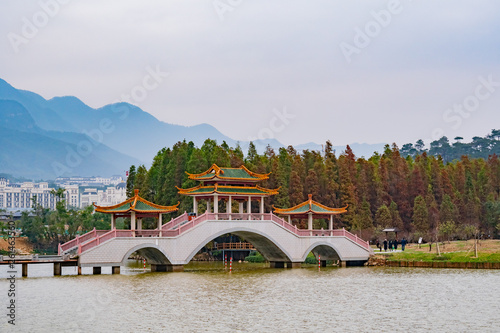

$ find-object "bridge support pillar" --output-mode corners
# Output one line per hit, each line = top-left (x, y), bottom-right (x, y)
(22, 263), (28, 277)
(151, 264), (184, 272)
(286, 262), (301, 269)
(340, 260), (347, 268)
(53, 262), (61, 276)
(151, 264), (166, 272)
(270, 261), (285, 268)
(112, 266), (120, 274)
(168, 265), (184, 272)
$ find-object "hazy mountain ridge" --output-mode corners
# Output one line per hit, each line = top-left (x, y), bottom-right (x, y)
(0, 99), (141, 179)
(0, 78), (386, 179)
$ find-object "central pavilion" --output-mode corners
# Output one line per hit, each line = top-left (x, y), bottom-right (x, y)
(177, 164), (278, 220)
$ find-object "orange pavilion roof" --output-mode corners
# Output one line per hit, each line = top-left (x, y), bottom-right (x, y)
(273, 194), (347, 216)
(93, 189), (179, 214)
(186, 164), (270, 182)
(177, 184), (278, 196)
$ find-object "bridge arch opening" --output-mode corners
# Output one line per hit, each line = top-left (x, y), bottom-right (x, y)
(303, 243), (342, 262)
(121, 244), (173, 266)
(186, 228), (293, 264)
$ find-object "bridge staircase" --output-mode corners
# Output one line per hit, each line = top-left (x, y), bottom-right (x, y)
(58, 228), (109, 256)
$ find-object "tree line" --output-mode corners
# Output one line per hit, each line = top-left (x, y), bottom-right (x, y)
(126, 137), (500, 242)
(401, 129), (500, 163)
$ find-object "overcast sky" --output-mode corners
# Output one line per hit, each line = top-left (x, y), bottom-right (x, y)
(1, 0), (499, 147)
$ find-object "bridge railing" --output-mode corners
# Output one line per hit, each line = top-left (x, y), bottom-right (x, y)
(268, 213), (369, 249)
(77, 229), (135, 254)
(341, 228), (370, 249)
(215, 242), (256, 250)
(136, 230), (160, 237)
(59, 228), (110, 254)
(161, 212), (189, 230)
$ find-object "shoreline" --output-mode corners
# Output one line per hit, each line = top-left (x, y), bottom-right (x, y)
(367, 256), (500, 269)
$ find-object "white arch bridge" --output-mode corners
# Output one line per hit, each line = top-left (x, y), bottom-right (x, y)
(59, 213), (373, 273)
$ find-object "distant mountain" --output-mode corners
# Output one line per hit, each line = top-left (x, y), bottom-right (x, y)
(0, 99), (141, 179)
(0, 80), (76, 132)
(0, 78), (387, 179)
(0, 79), (239, 162)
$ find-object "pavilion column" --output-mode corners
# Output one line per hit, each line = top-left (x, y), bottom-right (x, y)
(137, 219), (142, 230)
(288, 215), (291, 224)
(158, 213), (163, 237)
(308, 212), (313, 232)
(111, 214), (116, 230)
(247, 196), (252, 220)
(131, 211), (136, 236)
(214, 194), (219, 220)
(228, 196), (232, 220)
(329, 215), (333, 230)
(193, 197), (198, 216)
(238, 201), (244, 214)
(260, 197), (264, 220)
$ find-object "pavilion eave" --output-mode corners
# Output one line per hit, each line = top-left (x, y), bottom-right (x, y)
(279, 212), (346, 219)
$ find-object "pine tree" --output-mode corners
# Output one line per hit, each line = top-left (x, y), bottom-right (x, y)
(425, 185), (440, 231)
(305, 169), (319, 198)
(246, 142), (258, 169)
(439, 194), (457, 224)
(135, 165), (148, 196)
(412, 195), (429, 235)
(375, 204), (392, 228)
(388, 201), (404, 230)
(126, 165), (136, 198)
(289, 170), (304, 206)
(353, 200), (374, 238)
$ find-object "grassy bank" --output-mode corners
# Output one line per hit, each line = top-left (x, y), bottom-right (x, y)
(377, 240), (500, 263)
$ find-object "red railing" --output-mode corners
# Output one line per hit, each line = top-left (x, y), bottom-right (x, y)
(161, 212), (189, 230)
(340, 228), (370, 249)
(59, 228), (109, 254)
(136, 230), (160, 237)
(77, 229), (134, 254)
(269, 214), (369, 250)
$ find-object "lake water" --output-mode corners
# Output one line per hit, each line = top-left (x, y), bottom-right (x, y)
(2, 261), (499, 332)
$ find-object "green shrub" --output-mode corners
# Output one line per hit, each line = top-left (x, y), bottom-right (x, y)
(305, 254), (318, 264)
(245, 252), (265, 263)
